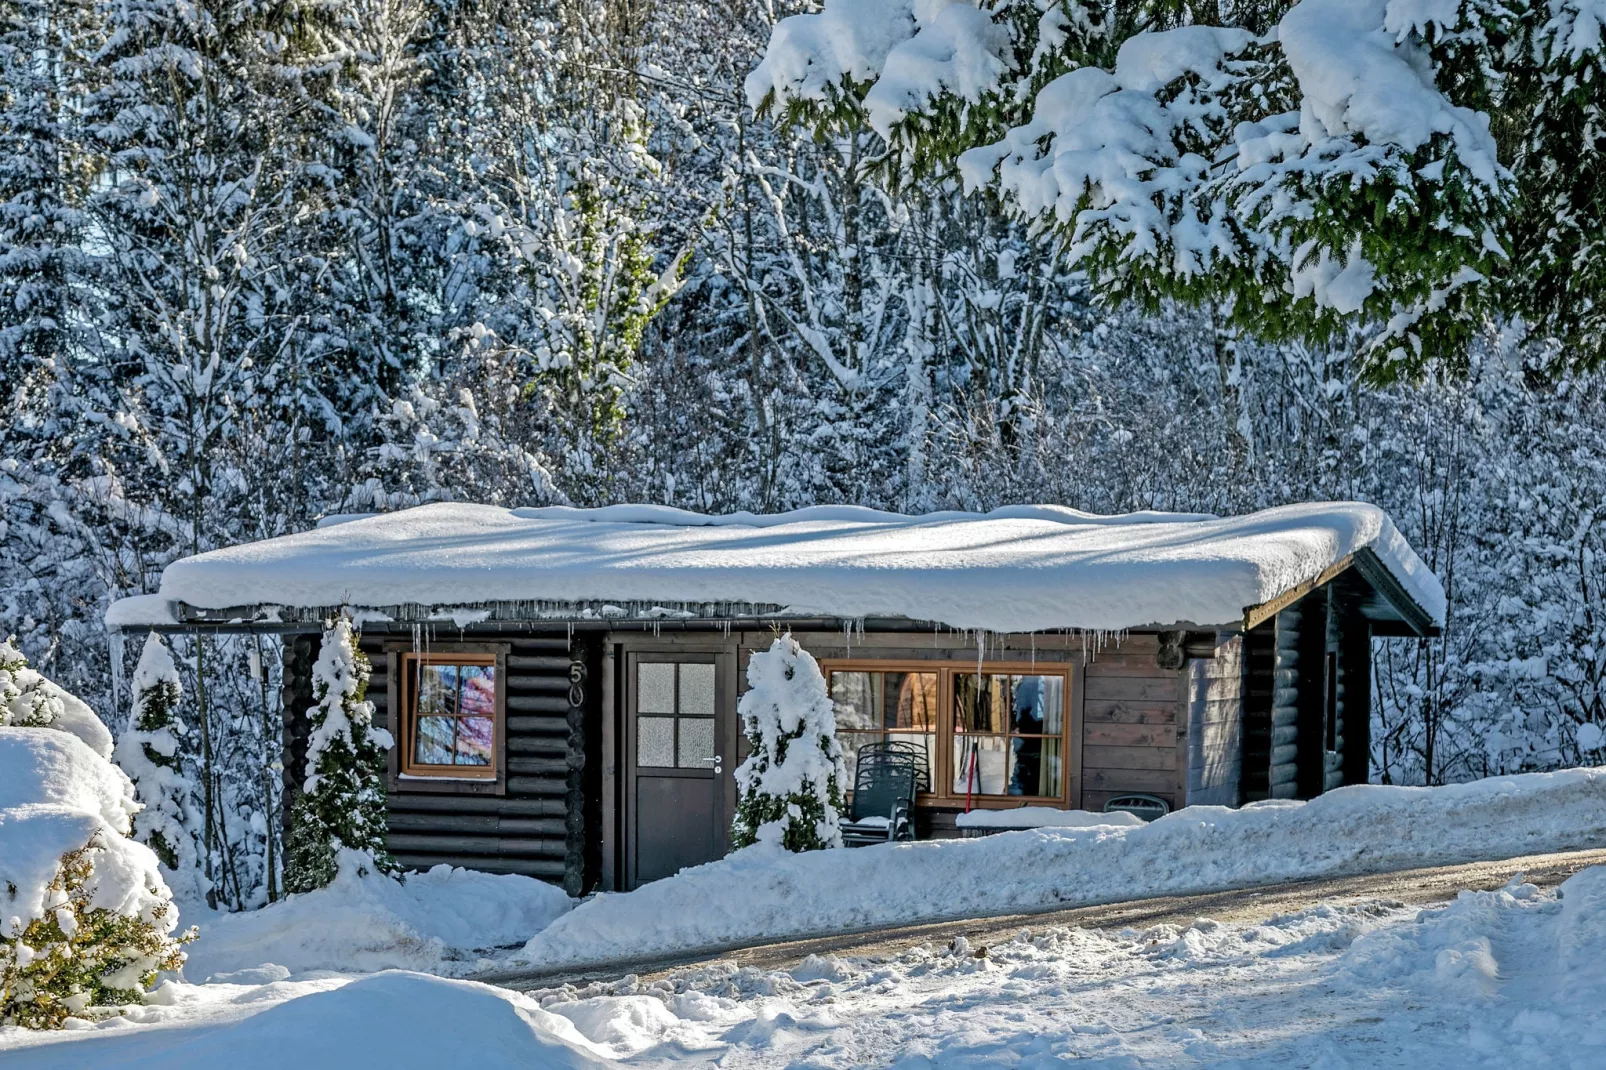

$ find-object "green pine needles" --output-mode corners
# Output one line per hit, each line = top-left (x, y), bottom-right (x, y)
(283, 617), (399, 894)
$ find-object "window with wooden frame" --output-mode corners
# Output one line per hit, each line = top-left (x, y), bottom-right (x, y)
(390, 647), (508, 794)
(823, 661), (1074, 806)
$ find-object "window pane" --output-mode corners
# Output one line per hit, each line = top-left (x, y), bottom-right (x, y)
(679, 663), (716, 715)
(838, 731), (877, 785)
(455, 716), (494, 766)
(1010, 675), (1063, 735)
(415, 716), (455, 765)
(677, 717), (715, 768)
(885, 731), (935, 785)
(459, 664), (496, 718)
(830, 672), (877, 731)
(1009, 736), (1062, 797)
(418, 664), (457, 717)
(637, 716), (675, 767)
(952, 735), (1008, 794)
(954, 673), (1011, 734)
(885, 672), (938, 730)
(638, 663), (675, 713)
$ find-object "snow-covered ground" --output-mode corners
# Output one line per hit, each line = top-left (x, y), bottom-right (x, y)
(179, 858), (573, 980)
(7, 867), (1605, 1068)
(6, 768), (1606, 1066)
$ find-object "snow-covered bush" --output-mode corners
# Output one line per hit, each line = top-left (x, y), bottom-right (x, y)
(0, 647), (190, 1029)
(731, 635), (846, 852)
(113, 632), (202, 899)
(1, 637), (114, 755)
(283, 618), (399, 893)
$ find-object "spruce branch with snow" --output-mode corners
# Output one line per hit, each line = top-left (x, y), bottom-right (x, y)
(731, 635), (847, 852)
(747, 0), (1605, 380)
(283, 618), (399, 894)
(112, 633), (202, 898)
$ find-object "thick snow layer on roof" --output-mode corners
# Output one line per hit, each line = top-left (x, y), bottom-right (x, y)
(107, 501), (1444, 633)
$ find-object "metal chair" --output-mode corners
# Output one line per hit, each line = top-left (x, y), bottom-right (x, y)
(839, 755), (920, 846)
(1102, 793), (1171, 822)
(855, 739), (932, 793)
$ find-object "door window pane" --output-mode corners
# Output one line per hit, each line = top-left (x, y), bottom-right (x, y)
(638, 663), (676, 713)
(637, 716), (675, 767)
(679, 663), (716, 715)
(677, 717), (715, 768)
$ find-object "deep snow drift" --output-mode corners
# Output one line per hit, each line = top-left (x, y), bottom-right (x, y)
(106, 500), (1444, 634)
(516, 767), (1606, 969)
(182, 859), (573, 980)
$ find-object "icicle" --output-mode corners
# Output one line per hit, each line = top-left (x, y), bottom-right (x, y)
(248, 647), (262, 681)
(108, 629), (127, 713)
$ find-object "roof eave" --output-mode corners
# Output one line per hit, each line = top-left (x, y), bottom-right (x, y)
(1240, 548), (1440, 638)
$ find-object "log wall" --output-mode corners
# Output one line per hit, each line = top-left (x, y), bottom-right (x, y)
(356, 631), (596, 894)
(1185, 632), (1242, 807)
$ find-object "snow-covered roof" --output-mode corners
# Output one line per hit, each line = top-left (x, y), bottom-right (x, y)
(105, 501), (1445, 635)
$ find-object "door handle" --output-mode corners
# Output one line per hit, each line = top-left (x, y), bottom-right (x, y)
(705, 755), (723, 773)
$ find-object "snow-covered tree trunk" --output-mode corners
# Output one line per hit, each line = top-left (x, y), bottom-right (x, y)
(731, 634), (846, 852)
(283, 618), (399, 893)
(112, 633), (202, 901)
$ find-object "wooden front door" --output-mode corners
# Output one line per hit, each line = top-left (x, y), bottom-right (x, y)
(625, 653), (733, 887)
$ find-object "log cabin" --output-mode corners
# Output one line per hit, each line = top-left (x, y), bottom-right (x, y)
(106, 501), (1445, 895)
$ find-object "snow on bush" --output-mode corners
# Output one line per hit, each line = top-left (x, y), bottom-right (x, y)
(0, 720), (190, 1028)
(113, 633), (203, 901)
(0, 637), (114, 757)
(730, 635), (846, 852)
(518, 767), (1606, 969)
(284, 618), (398, 894)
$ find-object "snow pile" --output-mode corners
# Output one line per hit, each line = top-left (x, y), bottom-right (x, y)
(0, 729), (161, 929)
(954, 806), (1143, 829)
(515, 767), (1606, 969)
(107, 500), (1444, 634)
(0, 972), (611, 1069)
(182, 861), (574, 980)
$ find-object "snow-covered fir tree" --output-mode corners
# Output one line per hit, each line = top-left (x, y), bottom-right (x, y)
(731, 634), (846, 852)
(283, 618), (399, 893)
(112, 632), (202, 899)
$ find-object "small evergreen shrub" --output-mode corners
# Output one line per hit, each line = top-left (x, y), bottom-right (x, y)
(283, 617), (399, 893)
(731, 634), (846, 851)
(1, 841), (191, 1029)
(113, 633), (202, 896)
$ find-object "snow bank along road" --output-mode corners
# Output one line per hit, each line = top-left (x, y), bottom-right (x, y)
(501, 769), (1606, 981)
(637, 845), (1606, 983)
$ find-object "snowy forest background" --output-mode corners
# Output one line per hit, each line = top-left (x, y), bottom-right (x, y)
(1, 0), (1603, 910)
